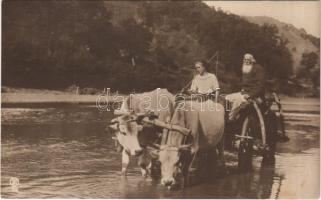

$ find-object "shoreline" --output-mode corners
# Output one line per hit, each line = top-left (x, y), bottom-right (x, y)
(1, 92), (319, 113)
(1, 93), (127, 104)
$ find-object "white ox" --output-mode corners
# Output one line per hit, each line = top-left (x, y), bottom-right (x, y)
(109, 88), (175, 176)
(158, 100), (225, 188)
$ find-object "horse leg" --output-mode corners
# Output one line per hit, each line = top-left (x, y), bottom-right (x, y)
(121, 149), (130, 176)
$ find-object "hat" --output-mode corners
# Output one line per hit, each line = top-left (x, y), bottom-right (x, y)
(244, 53), (256, 63)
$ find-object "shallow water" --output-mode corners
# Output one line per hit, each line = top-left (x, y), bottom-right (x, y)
(1, 101), (319, 198)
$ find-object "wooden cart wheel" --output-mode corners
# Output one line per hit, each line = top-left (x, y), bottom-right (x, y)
(252, 101), (266, 146)
(238, 115), (254, 171)
(238, 101), (267, 171)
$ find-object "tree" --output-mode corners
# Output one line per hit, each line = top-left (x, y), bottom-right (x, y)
(298, 52), (320, 88)
(300, 52), (319, 71)
(2, 1), (295, 93)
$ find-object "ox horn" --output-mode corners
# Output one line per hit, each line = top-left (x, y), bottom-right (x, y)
(114, 109), (131, 115)
(109, 123), (119, 131)
(106, 118), (119, 132)
(110, 117), (119, 124)
(109, 117), (120, 131)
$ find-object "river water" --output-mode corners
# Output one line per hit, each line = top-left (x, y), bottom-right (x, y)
(1, 100), (319, 198)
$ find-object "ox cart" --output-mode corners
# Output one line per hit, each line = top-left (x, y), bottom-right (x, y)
(222, 92), (284, 170)
(108, 89), (285, 188)
(175, 91), (283, 170)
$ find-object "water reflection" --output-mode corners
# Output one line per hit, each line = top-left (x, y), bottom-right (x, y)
(1, 104), (319, 198)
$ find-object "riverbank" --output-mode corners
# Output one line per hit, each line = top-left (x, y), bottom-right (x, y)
(1, 87), (126, 104)
(1, 87), (320, 107)
(1, 93), (130, 105)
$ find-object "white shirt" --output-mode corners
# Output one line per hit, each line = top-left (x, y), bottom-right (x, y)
(190, 72), (220, 94)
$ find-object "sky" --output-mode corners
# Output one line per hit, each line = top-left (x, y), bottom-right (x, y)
(204, 1), (320, 37)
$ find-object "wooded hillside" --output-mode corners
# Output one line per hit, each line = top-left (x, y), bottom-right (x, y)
(3, 1), (296, 94)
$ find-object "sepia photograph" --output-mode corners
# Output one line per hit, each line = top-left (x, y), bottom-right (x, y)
(1, 0), (320, 199)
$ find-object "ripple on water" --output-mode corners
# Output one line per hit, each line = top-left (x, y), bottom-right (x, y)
(272, 148), (320, 199)
(1, 103), (320, 198)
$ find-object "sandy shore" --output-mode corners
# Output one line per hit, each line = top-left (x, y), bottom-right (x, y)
(1, 88), (319, 108)
(1, 93), (127, 104)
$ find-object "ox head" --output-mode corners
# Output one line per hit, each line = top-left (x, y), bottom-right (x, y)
(109, 112), (144, 156)
(159, 141), (191, 189)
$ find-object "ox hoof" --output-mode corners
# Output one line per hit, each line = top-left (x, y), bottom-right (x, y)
(121, 170), (127, 176)
(141, 169), (148, 177)
(180, 181), (186, 189)
(167, 184), (179, 191)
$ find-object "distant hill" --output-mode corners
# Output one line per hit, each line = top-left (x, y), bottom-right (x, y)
(2, 1), (308, 95)
(102, 2), (294, 92)
(244, 16), (320, 74)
